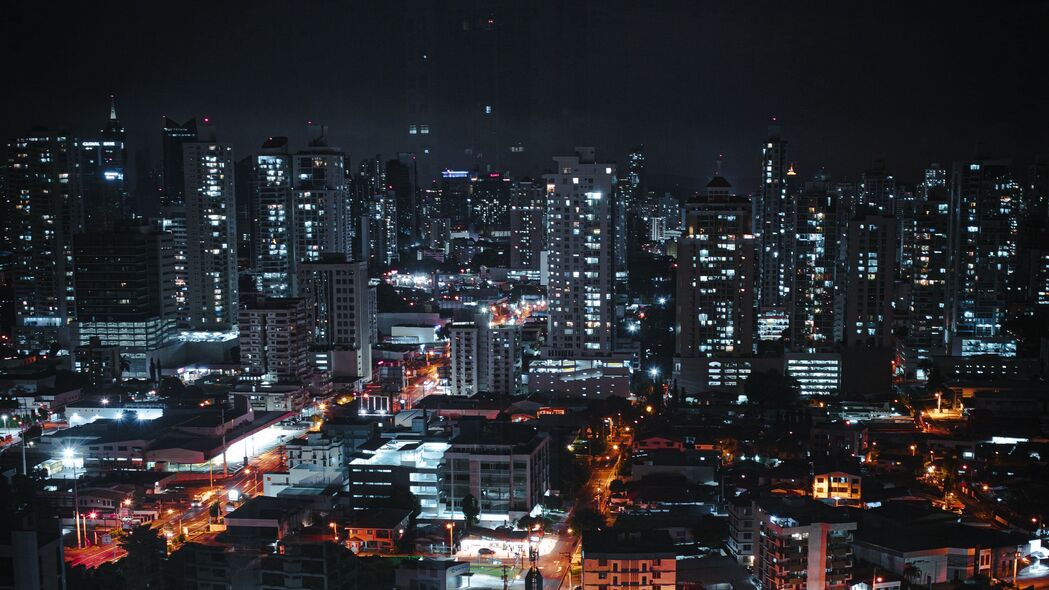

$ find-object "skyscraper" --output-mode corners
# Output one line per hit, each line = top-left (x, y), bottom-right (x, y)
(509, 178), (545, 271)
(73, 220), (177, 377)
(905, 183), (950, 370)
(78, 95), (128, 231)
(7, 130), (81, 351)
(252, 137), (293, 297)
(790, 178), (842, 351)
(161, 118), (197, 208)
(842, 213), (896, 348)
(857, 159), (896, 215)
(159, 118), (197, 322)
(946, 160), (1020, 355)
(544, 148), (615, 358)
(675, 176), (755, 356)
(298, 255), (372, 381)
(183, 124), (238, 330)
(756, 124), (793, 330)
(293, 126), (352, 269)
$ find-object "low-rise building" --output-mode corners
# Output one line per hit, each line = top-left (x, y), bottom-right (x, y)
(394, 558), (472, 590)
(581, 530), (677, 590)
(341, 508), (411, 554)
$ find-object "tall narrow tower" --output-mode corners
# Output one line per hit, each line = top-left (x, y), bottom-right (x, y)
(544, 148), (616, 358)
(756, 123), (793, 335)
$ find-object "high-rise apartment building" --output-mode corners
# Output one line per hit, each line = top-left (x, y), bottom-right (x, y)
(7, 130), (81, 351)
(238, 296), (310, 384)
(675, 177), (754, 356)
(905, 183), (950, 367)
(544, 148), (615, 358)
(790, 179), (842, 351)
(857, 159), (896, 215)
(298, 255), (372, 381)
(78, 96), (128, 230)
(843, 213), (896, 348)
(946, 160), (1020, 354)
(756, 124), (793, 316)
(161, 118), (197, 208)
(449, 322), (481, 396)
(252, 137), (293, 297)
(183, 125), (238, 330)
(509, 178), (545, 270)
(73, 220), (177, 378)
(160, 118), (198, 322)
(293, 126), (352, 269)
(449, 321), (522, 397)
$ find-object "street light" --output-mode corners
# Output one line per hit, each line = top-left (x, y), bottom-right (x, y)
(445, 522), (455, 557)
(329, 521), (339, 543)
(648, 367), (660, 379)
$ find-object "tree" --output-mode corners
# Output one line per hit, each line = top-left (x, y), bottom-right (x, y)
(569, 508), (604, 533)
(461, 493), (480, 528)
(902, 563), (922, 585)
(608, 479), (626, 494)
(743, 369), (800, 409)
(208, 501), (220, 524)
(118, 356), (132, 381)
(119, 525), (166, 590)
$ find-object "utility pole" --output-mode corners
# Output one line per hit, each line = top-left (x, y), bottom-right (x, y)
(221, 406), (228, 477)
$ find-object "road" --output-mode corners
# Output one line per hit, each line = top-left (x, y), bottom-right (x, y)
(65, 442), (289, 569)
(537, 449), (623, 590)
(401, 349), (448, 409)
(65, 541), (126, 569)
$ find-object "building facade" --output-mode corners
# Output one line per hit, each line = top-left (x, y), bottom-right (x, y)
(544, 148), (615, 358)
(183, 129), (238, 330)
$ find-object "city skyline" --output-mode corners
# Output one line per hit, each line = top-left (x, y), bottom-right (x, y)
(3, 1), (1047, 194)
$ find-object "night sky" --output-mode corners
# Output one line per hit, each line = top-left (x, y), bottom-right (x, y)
(3, 0), (1046, 194)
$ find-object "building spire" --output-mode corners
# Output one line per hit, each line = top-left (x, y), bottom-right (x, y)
(109, 94), (117, 120)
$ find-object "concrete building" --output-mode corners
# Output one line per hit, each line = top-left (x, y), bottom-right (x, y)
(449, 321), (522, 397)
(78, 97), (128, 231)
(581, 530), (677, 590)
(252, 137), (294, 297)
(843, 213), (896, 349)
(440, 420), (550, 522)
(394, 559), (472, 590)
(183, 126), (238, 330)
(298, 255), (372, 381)
(7, 130), (81, 351)
(756, 125), (793, 324)
(676, 179), (754, 357)
(946, 160), (1020, 354)
(73, 220), (178, 378)
(347, 435), (449, 518)
(754, 497), (857, 590)
(509, 178), (545, 270)
(0, 510), (65, 590)
(544, 148), (616, 358)
(292, 126), (353, 267)
(238, 297), (311, 384)
(904, 182), (950, 374)
(790, 178), (843, 351)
